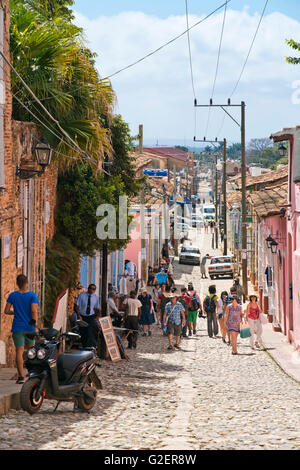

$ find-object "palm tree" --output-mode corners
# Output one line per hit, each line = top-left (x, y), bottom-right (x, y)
(10, 0), (115, 166)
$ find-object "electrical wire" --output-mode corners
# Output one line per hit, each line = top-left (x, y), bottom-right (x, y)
(205, 0), (228, 138)
(104, 1), (232, 80)
(217, 0), (269, 138)
(185, 0), (196, 100)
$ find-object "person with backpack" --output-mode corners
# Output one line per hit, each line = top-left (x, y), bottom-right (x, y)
(203, 285), (219, 338)
(158, 286), (172, 335)
(178, 287), (190, 338)
(187, 284), (202, 336)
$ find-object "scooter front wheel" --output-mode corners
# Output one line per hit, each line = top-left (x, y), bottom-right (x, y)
(20, 378), (44, 414)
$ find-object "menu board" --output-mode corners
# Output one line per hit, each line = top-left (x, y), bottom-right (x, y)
(98, 316), (121, 362)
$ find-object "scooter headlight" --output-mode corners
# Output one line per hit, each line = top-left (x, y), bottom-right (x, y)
(27, 348), (36, 360)
(37, 348), (47, 360)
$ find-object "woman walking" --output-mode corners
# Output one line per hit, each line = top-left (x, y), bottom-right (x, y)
(246, 295), (263, 350)
(138, 289), (155, 336)
(217, 291), (228, 343)
(224, 295), (243, 355)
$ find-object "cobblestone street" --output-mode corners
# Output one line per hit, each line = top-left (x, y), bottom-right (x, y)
(0, 231), (299, 450)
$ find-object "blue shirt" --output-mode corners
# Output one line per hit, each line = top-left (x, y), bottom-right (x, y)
(156, 272), (168, 285)
(76, 292), (100, 316)
(7, 291), (39, 333)
(165, 301), (185, 326)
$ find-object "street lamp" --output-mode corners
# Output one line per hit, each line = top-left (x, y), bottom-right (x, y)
(270, 239), (279, 254)
(278, 144), (287, 157)
(16, 138), (53, 179)
(266, 235), (273, 249)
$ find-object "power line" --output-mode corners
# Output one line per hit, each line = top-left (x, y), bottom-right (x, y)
(185, 0), (196, 100)
(205, 0), (228, 137)
(104, 1), (232, 80)
(217, 0), (269, 137)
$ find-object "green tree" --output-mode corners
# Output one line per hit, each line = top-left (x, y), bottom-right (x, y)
(286, 39), (300, 64)
(10, 0), (115, 165)
(56, 163), (133, 256)
(110, 115), (145, 197)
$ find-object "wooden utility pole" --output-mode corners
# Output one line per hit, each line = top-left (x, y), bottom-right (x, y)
(173, 165), (179, 256)
(223, 138), (228, 255)
(139, 124), (147, 288)
(241, 101), (248, 296)
(215, 153), (218, 250)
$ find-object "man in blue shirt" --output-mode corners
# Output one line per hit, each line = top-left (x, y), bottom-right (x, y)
(163, 294), (185, 351)
(75, 284), (100, 348)
(154, 268), (170, 287)
(5, 275), (39, 384)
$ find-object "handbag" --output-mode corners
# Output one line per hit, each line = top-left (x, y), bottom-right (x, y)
(259, 313), (268, 325)
(240, 321), (252, 339)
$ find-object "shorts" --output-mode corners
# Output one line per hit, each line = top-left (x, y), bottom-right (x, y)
(167, 322), (181, 337)
(187, 310), (198, 324)
(12, 331), (35, 348)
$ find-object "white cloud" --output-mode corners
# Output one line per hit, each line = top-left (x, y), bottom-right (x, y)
(74, 9), (300, 144)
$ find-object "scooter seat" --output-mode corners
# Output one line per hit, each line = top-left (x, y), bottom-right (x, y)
(58, 350), (94, 373)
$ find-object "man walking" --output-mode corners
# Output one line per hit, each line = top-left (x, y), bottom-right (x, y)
(75, 283), (100, 348)
(5, 275), (39, 384)
(163, 293), (185, 350)
(200, 254), (210, 279)
(178, 287), (189, 338)
(203, 285), (219, 338)
(123, 291), (142, 349)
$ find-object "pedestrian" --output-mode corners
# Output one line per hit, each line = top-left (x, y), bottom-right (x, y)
(210, 220), (214, 233)
(152, 283), (160, 320)
(4, 275), (39, 384)
(203, 285), (219, 338)
(163, 294), (186, 350)
(222, 287), (242, 344)
(187, 286), (202, 336)
(200, 254), (210, 279)
(123, 291), (142, 349)
(147, 266), (155, 286)
(138, 289), (155, 337)
(217, 291), (228, 343)
(233, 277), (246, 303)
(75, 283), (100, 348)
(178, 288), (190, 338)
(246, 295), (263, 350)
(154, 267), (169, 287)
(224, 295), (244, 355)
(204, 221), (208, 234)
(107, 291), (122, 327)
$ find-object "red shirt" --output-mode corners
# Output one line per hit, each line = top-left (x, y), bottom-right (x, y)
(248, 305), (260, 320)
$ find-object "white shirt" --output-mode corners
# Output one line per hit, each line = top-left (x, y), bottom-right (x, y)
(126, 261), (136, 277)
(124, 298), (142, 317)
(217, 298), (224, 315)
(108, 297), (118, 314)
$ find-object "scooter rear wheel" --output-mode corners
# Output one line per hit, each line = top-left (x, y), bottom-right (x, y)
(20, 378), (44, 414)
(77, 379), (97, 411)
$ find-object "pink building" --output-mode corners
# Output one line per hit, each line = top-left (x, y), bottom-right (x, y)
(271, 126), (300, 350)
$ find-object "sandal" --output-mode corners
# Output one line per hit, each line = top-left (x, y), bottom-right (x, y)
(16, 377), (25, 384)
(167, 345), (174, 350)
(174, 344), (181, 350)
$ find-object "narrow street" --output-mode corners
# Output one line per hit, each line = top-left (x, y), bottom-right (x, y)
(1, 229), (299, 451)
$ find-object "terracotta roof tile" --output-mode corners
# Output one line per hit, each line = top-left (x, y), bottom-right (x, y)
(248, 182), (288, 218)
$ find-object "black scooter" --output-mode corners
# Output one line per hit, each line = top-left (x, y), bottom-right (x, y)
(20, 322), (102, 414)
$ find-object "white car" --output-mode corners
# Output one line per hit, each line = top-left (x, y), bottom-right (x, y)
(208, 256), (234, 280)
(179, 246), (201, 265)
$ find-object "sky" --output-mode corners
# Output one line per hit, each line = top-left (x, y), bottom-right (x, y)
(73, 1), (300, 146)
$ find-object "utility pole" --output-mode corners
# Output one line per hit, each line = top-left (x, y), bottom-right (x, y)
(139, 124), (147, 288)
(101, 116), (110, 315)
(194, 99), (247, 295)
(223, 138), (228, 255)
(241, 101), (248, 297)
(173, 165), (179, 256)
(215, 153), (218, 250)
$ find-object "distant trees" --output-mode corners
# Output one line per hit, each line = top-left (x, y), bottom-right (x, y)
(286, 39), (300, 64)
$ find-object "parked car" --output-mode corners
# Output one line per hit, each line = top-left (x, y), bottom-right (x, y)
(179, 245), (201, 265)
(208, 256), (234, 279)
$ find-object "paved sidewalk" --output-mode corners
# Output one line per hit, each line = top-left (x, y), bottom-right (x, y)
(261, 324), (300, 383)
(0, 369), (22, 415)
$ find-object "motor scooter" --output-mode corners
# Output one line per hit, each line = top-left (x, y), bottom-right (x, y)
(20, 321), (102, 414)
